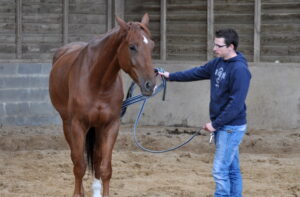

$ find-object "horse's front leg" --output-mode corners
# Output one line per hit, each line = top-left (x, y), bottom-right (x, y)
(94, 120), (120, 197)
(65, 120), (87, 197)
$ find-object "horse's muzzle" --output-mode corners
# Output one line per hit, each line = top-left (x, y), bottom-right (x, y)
(141, 80), (155, 96)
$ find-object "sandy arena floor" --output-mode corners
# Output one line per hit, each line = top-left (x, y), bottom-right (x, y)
(0, 124), (299, 197)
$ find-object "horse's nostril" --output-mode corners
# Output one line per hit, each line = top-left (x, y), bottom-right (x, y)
(144, 81), (153, 91)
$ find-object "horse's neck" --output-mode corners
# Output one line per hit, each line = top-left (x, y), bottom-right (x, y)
(88, 30), (124, 90)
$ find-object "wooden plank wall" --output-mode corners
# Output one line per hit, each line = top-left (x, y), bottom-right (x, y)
(68, 0), (107, 43)
(124, 0), (299, 63)
(214, 0), (255, 62)
(0, 0), (16, 59)
(261, 0), (300, 62)
(0, 0), (299, 62)
(0, 0), (107, 60)
(22, 0), (63, 59)
(125, 0), (254, 62)
(166, 0), (207, 61)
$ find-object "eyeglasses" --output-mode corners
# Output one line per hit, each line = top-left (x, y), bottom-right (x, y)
(213, 44), (227, 48)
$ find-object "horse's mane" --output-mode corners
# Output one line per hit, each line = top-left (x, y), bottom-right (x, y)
(89, 21), (152, 45)
(89, 27), (120, 44)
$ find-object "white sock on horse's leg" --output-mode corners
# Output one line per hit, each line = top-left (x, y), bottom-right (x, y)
(92, 178), (102, 197)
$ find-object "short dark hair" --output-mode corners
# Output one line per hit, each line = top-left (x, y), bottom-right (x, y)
(215, 29), (239, 51)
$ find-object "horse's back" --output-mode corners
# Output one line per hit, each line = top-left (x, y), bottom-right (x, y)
(52, 42), (87, 64)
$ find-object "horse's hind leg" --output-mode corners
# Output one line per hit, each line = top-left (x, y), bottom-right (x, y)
(94, 121), (120, 197)
(63, 120), (87, 197)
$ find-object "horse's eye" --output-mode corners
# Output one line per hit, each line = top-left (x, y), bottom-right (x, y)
(129, 45), (137, 52)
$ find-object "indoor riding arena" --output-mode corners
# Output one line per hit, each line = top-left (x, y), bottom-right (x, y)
(1, 0), (300, 197)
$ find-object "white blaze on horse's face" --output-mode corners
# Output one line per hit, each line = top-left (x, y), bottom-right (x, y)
(143, 35), (149, 44)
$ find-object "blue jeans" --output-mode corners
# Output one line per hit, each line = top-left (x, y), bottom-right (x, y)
(212, 124), (247, 197)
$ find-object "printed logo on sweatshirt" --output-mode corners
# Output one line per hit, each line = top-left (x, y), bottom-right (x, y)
(215, 67), (226, 88)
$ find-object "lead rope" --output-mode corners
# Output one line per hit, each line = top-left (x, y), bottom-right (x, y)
(122, 68), (202, 153)
(132, 98), (202, 153)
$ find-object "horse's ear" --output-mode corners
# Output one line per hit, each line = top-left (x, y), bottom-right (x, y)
(141, 13), (149, 26)
(115, 16), (128, 30)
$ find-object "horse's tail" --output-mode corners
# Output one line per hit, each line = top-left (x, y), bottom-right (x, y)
(85, 127), (96, 172)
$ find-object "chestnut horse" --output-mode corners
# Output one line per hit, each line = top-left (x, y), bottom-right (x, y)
(49, 14), (156, 197)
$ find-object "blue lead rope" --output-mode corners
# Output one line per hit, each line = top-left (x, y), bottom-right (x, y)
(121, 68), (166, 111)
(122, 68), (200, 153)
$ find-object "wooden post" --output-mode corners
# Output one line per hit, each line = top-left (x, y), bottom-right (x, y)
(207, 0), (214, 60)
(16, 0), (22, 59)
(63, 0), (69, 45)
(254, 0), (261, 62)
(160, 0), (167, 61)
(107, 0), (112, 31)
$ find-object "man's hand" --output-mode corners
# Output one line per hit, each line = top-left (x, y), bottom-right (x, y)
(203, 122), (216, 132)
(158, 71), (170, 79)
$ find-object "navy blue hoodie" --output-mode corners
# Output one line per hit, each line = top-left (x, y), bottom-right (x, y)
(169, 52), (251, 130)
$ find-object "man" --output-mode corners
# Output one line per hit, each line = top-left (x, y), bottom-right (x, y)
(159, 29), (251, 197)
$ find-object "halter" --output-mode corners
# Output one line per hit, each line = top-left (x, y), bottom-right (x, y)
(121, 68), (202, 153)
(121, 68), (166, 116)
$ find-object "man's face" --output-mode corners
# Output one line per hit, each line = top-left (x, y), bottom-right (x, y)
(213, 37), (231, 58)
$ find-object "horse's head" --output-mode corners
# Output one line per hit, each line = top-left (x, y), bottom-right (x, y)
(116, 13), (156, 96)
